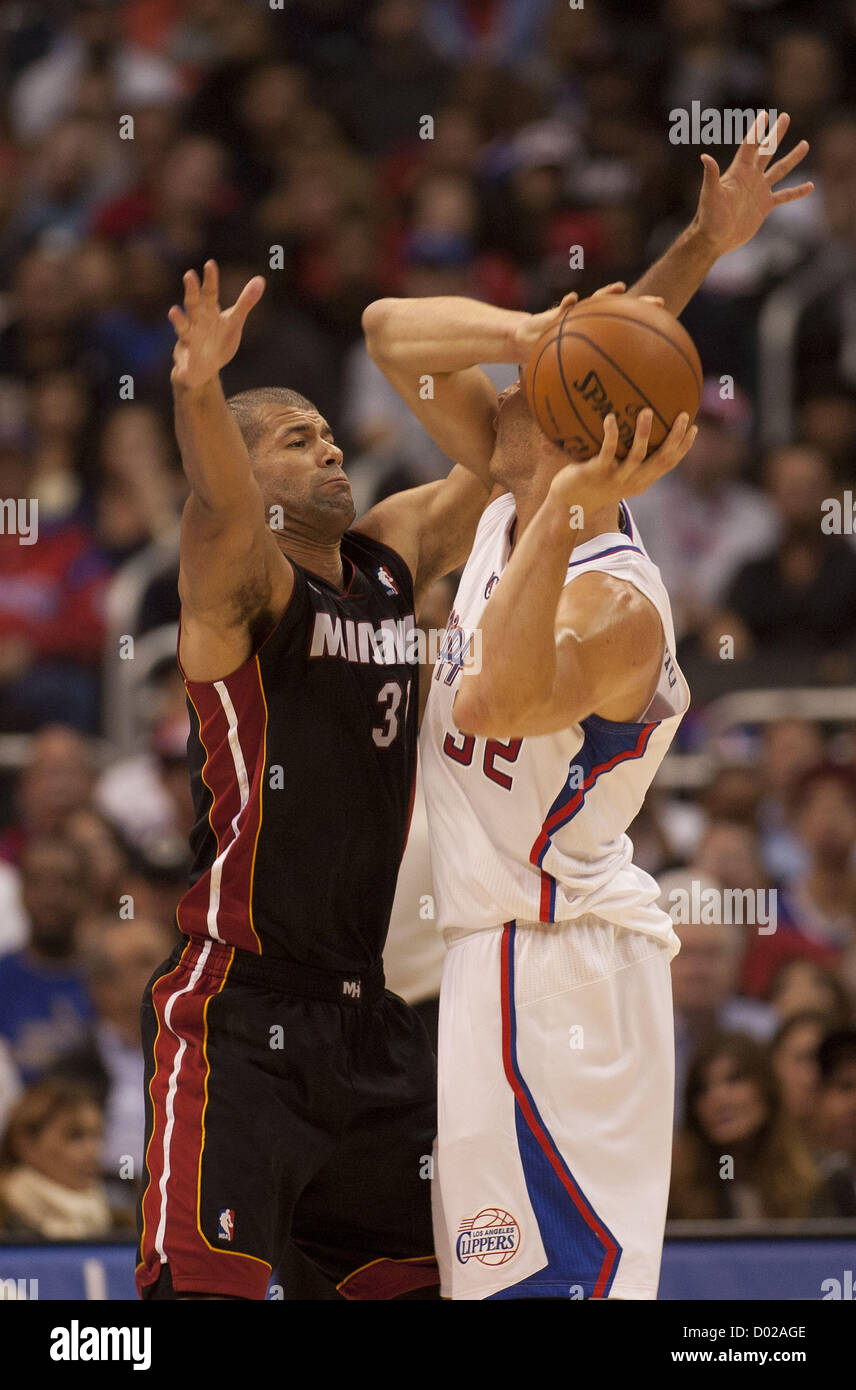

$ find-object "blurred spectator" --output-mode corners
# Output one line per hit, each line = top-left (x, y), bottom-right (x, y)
(708, 444), (856, 683)
(0, 426), (109, 732)
(813, 1027), (856, 1215)
(10, 0), (182, 145)
(757, 719), (824, 887)
(695, 817), (769, 896)
(770, 1010), (827, 1139)
(29, 368), (94, 523)
(49, 918), (171, 1204)
(0, 725), (97, 866)
(767, 29), (842, 150)
(87, 238), (178, 402)
(662, 868), (776, 1125)
(4, 115), (125, 258)
(630, 380), (776, 642)
(798, 387), (856, 486)
(0, 836), (93, 1085)
(424, 0), (554, 69)
(767, 957), (851, 1027)
(0, 1078), (111, 1238)
(95, 662), (192, 843)
(94, 402), (183, 559)
(331, 0), (452, 156)
(702, 761), (763, 828)
(0, 242), (84, 383)
(661, 0), (762, 117)
(216, 248), (341, 429)
(781, 764), (856, 953)
(794, 111), (856, 401)
(92, 133), (237, 269)
(669, 1032), (820, 1219)
(64, 807), (132, 916)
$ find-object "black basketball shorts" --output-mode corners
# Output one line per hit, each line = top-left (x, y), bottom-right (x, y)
(136, 936), (439, 1299)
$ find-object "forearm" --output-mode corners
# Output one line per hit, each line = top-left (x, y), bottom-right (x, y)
(363, 296), (528, 372)
(630, 222), (720, 318)
(173, 378), (254, 513)
(455, 499), (576, 734)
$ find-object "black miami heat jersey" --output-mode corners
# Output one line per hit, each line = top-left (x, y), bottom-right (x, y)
(175, 530), (419, 970)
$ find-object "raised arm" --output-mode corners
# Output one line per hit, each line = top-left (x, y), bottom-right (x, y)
(169, 260), (293, 682)
(631, 110), (812, 315)
(356, 112), (811, 606)
(453, 412), (698, 739)
(361, 292), (578, 486)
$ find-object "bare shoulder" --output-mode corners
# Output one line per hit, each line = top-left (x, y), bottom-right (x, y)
(558, 569), (662, 639)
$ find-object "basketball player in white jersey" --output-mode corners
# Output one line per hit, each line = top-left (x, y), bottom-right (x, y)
(365, 112), (812, 1299)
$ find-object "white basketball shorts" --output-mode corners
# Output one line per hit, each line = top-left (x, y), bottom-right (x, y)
(432, 915), (675, 1300)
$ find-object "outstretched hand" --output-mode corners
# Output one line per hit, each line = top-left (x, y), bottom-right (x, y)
(169, 260), (266, 390)
(693, 110), (813, 257)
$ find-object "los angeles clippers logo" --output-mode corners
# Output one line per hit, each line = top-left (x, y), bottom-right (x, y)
(456, 1208), (521, 1266)
(434, 606), (475, 686)
(376, 565), (399, 597)
(218, 1208), (235, 1242)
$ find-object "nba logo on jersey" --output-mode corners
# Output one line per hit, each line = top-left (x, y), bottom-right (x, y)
(456, 1208), (521, 1266)
(484, 572), (499, 600)
(376, 565), (399, 596)
(218, 1208), (235, 1242)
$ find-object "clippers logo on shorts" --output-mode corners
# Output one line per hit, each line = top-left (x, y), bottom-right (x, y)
(218, 1208), (235, 1242)
(456, 1208), (520, 1266)
(376, 565), (399, 596)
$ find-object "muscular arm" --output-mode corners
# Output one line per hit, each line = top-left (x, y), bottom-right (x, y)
(454, 413), (697, 739)
(356, 290), (577, 592)
(632, 110), (811, 315)
(361, 294), (547, 486)
(358, 112), (811, 604)
(170, 263), (292, 682)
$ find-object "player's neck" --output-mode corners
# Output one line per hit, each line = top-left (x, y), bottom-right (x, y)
(511, 484), (621, 549)
(276, 532), (344, 588)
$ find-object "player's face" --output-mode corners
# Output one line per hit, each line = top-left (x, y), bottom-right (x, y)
(251, 406), (355, 536)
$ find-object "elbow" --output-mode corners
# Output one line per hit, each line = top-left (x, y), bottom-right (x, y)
(361, 298), (400, 360)
(453, 685), (520, 740)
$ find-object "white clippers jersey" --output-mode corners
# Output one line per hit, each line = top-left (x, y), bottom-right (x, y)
(420, 493), (689, 953)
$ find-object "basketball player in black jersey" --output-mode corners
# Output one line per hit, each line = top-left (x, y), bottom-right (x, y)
(135, 259), (511, 1300)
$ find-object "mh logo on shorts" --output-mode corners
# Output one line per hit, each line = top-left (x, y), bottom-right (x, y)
(456, 1208), (520, 1266)
(218, 1208), (235, 1242)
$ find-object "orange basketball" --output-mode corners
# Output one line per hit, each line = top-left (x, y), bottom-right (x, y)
(523, 296), (703, 461)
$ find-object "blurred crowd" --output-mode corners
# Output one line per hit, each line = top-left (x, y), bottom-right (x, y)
(0, 0), (855, 1241)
